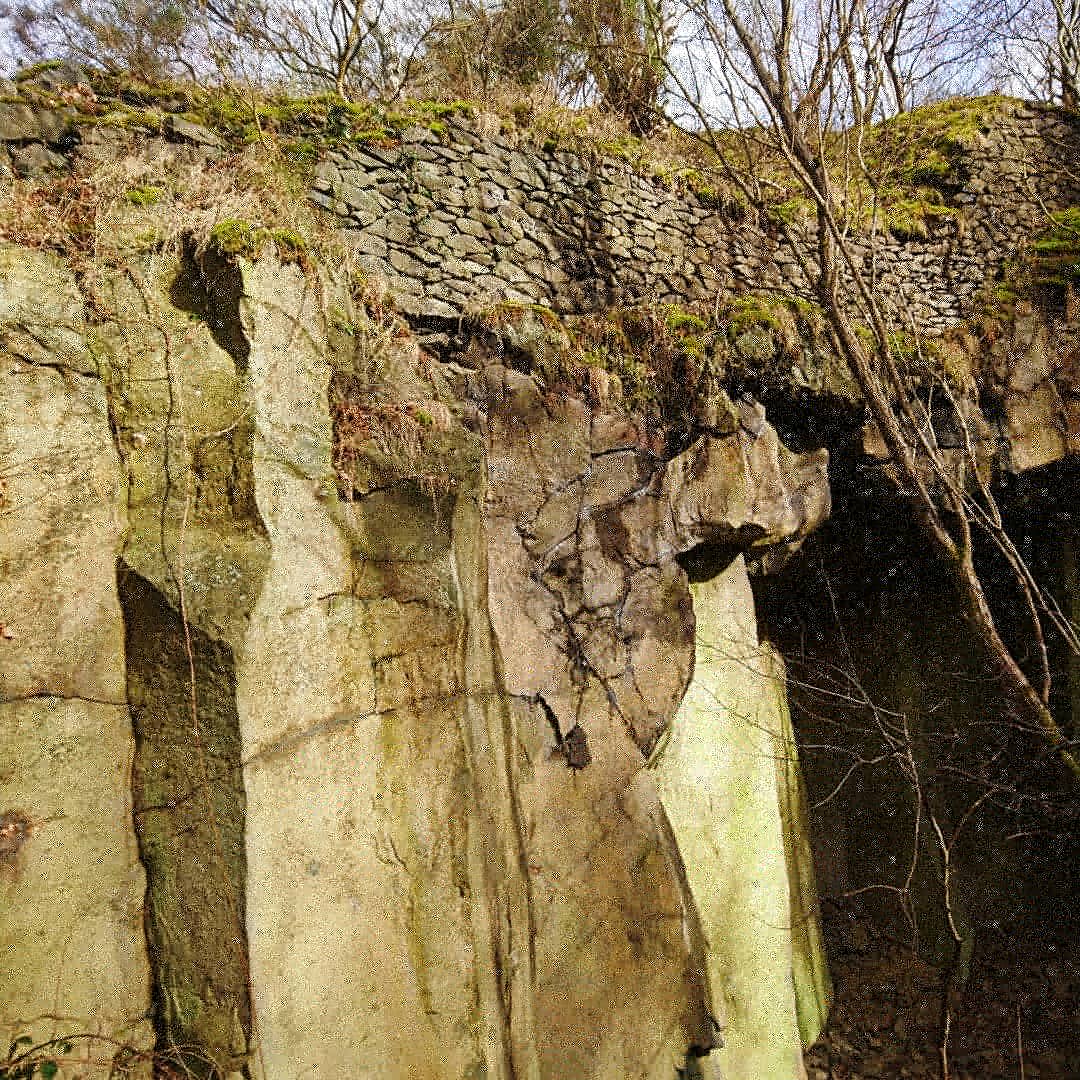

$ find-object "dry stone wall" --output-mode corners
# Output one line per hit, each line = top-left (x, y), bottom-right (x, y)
(307, 104), (1080, 332)
(3, 68), (1080, 335)
(309, 129), (767, 317)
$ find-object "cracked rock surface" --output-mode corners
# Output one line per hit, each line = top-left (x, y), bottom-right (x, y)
(0, 246), (155, 1073)
(1, 242), (829, 1080)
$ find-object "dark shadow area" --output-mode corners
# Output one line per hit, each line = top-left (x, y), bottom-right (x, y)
(753, 448), (1080, 1078)
(119, 562), (252, 1080)
(677, 540), (744, 583)
(170, 239), (251, 374)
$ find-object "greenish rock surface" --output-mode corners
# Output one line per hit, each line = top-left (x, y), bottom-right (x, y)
(1, 238), (833, 1080)
(3, 79), (1080, 1078)
(0, 246), (154, 1074)
(652, 555), (830, 1080)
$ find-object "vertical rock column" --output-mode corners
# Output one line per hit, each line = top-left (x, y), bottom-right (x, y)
(450, 494), (541, 1080)
(237, 259), (530, 1079)
(774, 653), (832, 1047)
(98, 252), (266, 1078)
(0, 247), (154, 1073)
(235, 259), (388, 1078)
(652, 554), (829, 1080)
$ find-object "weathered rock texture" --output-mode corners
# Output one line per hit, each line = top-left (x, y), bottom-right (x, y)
(0, 247), (155, 1072)
(652, 552), (830, 1080)
(1, 236), (830, 1079)
(3, 69), (1078, 1080)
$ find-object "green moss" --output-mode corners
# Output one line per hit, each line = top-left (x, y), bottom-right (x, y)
(727, 296), (788, 337)
(874, 189), (958, 240)
(595, 134), (643, 161)
(849, 323), (975, 389)
(538, 113), (647, 163)
(663, 305), (707, 334)
(648, 164), (738, 211)
(14, 59), (64, 82)
(866, 95), (1011, 190)
(209, 219), (269, 259)
(82, 71), (473, 153)
(884, 199), (931, 241)
(317, 98), (473, 147)
(755, 94), (1018, 238)
(208, 219), (307, 264)
(208, 217), (308, 263)
(767, 197), (813, 226)
(283, 137), (320, 164)
(124, 184), (163, 207)
(973, 211), (1080, 317)
(92, 106), (164, 134)
(132, 227), (166, 252)
(1026, 206), (1080, 287)
(269, 227), (307, 260)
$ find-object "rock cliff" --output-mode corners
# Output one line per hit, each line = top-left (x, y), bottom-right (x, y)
(1, 66), (1078, 1080)
(0, 241), (829, 1079)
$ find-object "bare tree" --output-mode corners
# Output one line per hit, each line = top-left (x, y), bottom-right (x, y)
(859, 0), (1008, 114)
(990, 0), (1080, 107)
(663, 0), (1080, 787)
(568, 0), (675, 131)
(423, 0), (673, 130)
(0, 0), (440, 95)
(422, 0), (573, 99)
(0, 0), (209, 78)
(232, 0), (433, 97)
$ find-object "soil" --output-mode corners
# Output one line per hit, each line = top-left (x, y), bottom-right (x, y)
(804, 904), (1080, 1079)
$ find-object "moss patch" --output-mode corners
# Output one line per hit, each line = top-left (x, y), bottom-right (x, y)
(757, 95), (1017, 236)
(1029, 206), (1080, 286)
(467, 293), (841, 438)
(208, 219), (308, 265)
(864, 95), (1012, 190)
(83, 73), (474, 152)
(977, 204), (1080, 319)
(13, 59), (64, 82)
(124, 184), (163, 207)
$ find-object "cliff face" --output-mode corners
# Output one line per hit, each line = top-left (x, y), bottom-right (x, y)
(2, 69), (1079, 1080)
(0, 241), (829, 1079)
(0, 247), (156, 1069)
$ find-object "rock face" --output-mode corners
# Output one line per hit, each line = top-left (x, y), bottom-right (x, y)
(0, 248), (154, 1072)
(0, 241), (830, 1079)
(652, 553), (830, 1080)
(4, 73), (1080, 1077)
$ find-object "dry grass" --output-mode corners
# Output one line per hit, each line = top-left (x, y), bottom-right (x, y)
(331, 394), (465, 506)
(0, 127), (361, 281)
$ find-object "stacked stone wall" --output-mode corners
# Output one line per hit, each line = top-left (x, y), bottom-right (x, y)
(307, 103), (1080, 332)
(3, 68), (1080, 333)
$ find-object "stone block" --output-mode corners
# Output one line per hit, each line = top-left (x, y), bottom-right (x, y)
(163, 113), (224, 148)
(0, 102), (72, 144)
(447, 232), (489, 257)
